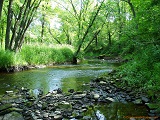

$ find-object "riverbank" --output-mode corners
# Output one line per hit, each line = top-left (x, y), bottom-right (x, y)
(0, 44), (74, 73)
(0, 70), (159, 120)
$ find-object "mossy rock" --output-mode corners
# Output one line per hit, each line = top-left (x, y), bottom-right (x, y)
(3, 111), (24, 120)
(0, 103), (12, 112)
(58, 102), (72, 110)
(0, 107), (23, 115)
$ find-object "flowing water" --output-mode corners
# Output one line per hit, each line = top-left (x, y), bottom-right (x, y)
(0, 59), (149, 119)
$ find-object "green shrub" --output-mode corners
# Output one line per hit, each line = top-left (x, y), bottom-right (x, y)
(0, 49), (15, 68)
(60, 47), (74, 62)
(118, 45), (160, 91)
(20, 44), (74, 65)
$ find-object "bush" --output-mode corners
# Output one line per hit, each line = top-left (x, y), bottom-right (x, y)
(0, 49), (15, 68)
(20, 44), (74, 65)
(118, 45), (160, 91)
(60, 47), (74, 62)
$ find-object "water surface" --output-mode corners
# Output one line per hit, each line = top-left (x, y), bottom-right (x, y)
(0, 59), (114, 95)
(0, 59), (149, 119)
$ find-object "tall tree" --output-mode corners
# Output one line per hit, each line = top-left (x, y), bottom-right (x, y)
(5, 0), (42, 52)
(0, 0), (4, 18)
(72, 0), (105, 64)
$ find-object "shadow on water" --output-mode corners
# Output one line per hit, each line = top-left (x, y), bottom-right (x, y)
(92, 102), (149, 120)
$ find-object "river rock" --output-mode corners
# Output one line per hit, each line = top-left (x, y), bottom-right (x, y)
(3, 112), (24, 120)
(133, 99), (142, 104)
(5, 91), (14, 94)
(141, 96), (149, 103)
(74, 93), (86, 99)
(68, 89), (74, 93)
(57, 88), (63, 94)
(43, 112), (49, 118)
(94, 94), (100, 99)
(0, 103), (12, 112)
(105, 97), (115, 102)
(54, 115), (63, 120)
(100, 81), (107, 85)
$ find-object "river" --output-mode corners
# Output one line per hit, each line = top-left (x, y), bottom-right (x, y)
(0, 59), (149, 120)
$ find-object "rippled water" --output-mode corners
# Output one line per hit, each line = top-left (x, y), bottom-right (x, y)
(0, 59), (149, 119)
(0, 59), (114, 95)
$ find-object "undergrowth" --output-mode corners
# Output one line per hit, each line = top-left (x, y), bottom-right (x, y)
(0, 44), (74, 68)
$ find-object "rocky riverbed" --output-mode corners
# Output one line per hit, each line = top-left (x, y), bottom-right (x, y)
(0, 71), (160, 120)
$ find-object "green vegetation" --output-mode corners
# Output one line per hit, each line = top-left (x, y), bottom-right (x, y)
(0, 0), (159, 98)
(0, 44), (74, 67)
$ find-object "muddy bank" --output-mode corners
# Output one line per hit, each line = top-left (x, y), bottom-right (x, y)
(0, 71), (159, 120)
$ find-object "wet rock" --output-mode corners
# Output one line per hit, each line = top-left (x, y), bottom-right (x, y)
(0, 103), (12, 112)
(57, 88), (63, 94)
(57, 102), (72, 111)
(5, 91), (14, 94)
(141, 96), (149, 103)
(83, 116), (92, 120)
(42, 102), (48, 110)
(100, 81), (107, 85)
(68, 89), (74, 93)
(105, 97), (115, 102)
(94, 94), (100, 100)
(73, 110), (83, 119)
(3, 112), (24, 120)
(73, 93), (86, 99)
(133, 99), (142, 104)
(43, 112), (49, 118)
(54, 115), (63, 120)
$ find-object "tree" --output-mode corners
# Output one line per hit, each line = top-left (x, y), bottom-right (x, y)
(0, 0), (4, 18)
(5, 0), (42, 52)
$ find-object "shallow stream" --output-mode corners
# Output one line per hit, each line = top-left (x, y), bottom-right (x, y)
(0, 59), (149, 119)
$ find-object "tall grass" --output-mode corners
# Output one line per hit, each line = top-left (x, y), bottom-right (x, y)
(20, 44), (74, 65)
(0, 49), (15, 67)
(0, 44), (74, 68)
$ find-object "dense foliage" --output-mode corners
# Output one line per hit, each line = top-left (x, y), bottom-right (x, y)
(0, 44), (74, 67)
(0, 0), (159, 92)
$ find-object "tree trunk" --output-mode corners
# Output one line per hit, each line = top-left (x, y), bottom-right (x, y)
(5, 0), (13, 50)
(41, 14), (45, 43)
(74, 0), (105, 60)
(0, 0), (4, 18)
(121, 0), (136, 18)
(108, 31), (111, 46)
(72, 56), (77, 65)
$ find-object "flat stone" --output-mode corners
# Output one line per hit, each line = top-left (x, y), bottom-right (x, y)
(49, 112), (55, 117)
(105, 97), (115, 102)
(94, 94), (100, 99)
(5, 91), (14, 94)
(74, 94), (86, 99)
(141, 96), (149, 103)
(100, 81), (107, 85)
(54, 111), (61, 115)
(54, 115), (62, 120)
(43, 112), (49, 118)
(133, 99), (142, 104)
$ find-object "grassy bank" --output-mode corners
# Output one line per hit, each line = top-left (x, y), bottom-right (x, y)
(0, 44), (74, 68)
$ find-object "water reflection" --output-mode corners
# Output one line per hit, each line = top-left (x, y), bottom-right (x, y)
(0, 60), (113, 95)
(95, 102), (148, 120)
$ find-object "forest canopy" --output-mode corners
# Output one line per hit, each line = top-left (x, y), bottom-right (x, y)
(0, 0), (160, 91)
